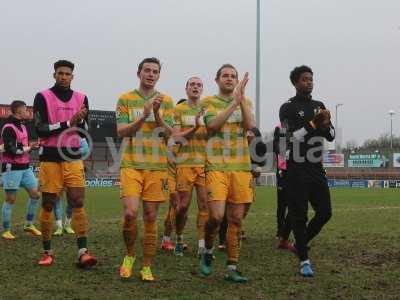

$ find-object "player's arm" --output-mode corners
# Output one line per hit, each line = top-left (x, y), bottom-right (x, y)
(76, 97), (89, 138)
(117, 118), (149, 137)
(315, 103), (335, 142)
(237, 73), (255, 130)
(2, 127), (30, 155)
(279, 102), (317, 141)
(116, 97), (151, 137)
(208, 72), (254, 132)
(172, 109), (205, 140)
(33, 93), (70, 138)
(173, 125), (198, 140)
(33, 93), (88, 138)
(236, 72), (255, 130)
(240, 100), (256, 130)
(206, 101), (238, 133)
(154, 95), (174, 137)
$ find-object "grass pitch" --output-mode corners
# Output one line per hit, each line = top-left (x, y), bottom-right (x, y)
(0, 187), (399, 300)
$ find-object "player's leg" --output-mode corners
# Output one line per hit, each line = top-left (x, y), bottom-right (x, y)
(37, 162), (63, 266)
(277, 172), (295, 251)
(287, 171), (313, 277)
(307, 182), (332, 243)
(24, 188), (41, 236)
(38, 192), (58, 265)
(2, 192), (17, 240)
(64, 160), (97, 268)
(139, 170), (168, 281)
(53, 197), (64, 236)
(218, 210), (228, 251)
(22, 168), (41, 236)
(194, 168), (208, 255)
(63, 202), (74, 234)
(141, 201), (160, 281)
(201, 200), (225, 276)
(120, 196), (140, 278)
(161, 193), (177, 251)
(223, 171), (253, 282)
(1, 170), (23, 239)
(276, 172), (286, 238)
(119, 168), (143, 278)
(225, 202), (251, 282)
(161, 171), (178, 251)
(174, 167), (194, 256)
(240, 200), (251, 241)
(200, 171), (228, 276)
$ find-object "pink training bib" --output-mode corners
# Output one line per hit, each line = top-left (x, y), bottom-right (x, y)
(1, 123), (30, 164)
(39, 89), (85, 148)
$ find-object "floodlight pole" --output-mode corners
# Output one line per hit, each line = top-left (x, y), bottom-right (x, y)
(255, 0), (261, 128)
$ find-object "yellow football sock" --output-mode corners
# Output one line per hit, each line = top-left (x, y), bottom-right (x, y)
(40, 209), (53, 241)
(72, 207), (87, 238)
(142, 221), (158, 267)
(227, 222), (241, 265)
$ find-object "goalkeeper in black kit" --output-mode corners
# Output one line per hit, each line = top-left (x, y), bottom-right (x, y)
(279, 65), (335, 277)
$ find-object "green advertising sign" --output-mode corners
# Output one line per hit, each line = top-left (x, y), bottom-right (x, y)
(348, 153), (387, 168)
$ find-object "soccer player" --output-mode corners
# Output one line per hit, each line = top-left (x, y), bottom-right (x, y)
(53, 138), (89, 236)
(160, 141), (179, 251)
(273, 124), (295, 251)
(33, 59), (97, 267)
(200, 65), (255, 282)
(279, 65), (334, 277)
(161, 98), (187, 252)
(116, 57), (174, 281)
(1, 100), (41, 240)
(172, 77), (208, 257)
(217, 127), (266, 250)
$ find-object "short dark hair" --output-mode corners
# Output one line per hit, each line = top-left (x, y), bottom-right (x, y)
(138, 57), (161, 73)
(10, 100), (26, 114)
(290, 65), (313, 85)
(215, 64), (238, 80)
(54, 60), (74, 72)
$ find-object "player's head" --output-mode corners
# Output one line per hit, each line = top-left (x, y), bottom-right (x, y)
(53, 60), (74, 88)
(215, 64), (238, 95)
(290, 65), (313, 95)
(137, 57), (161, 89)
(10, 100), (28, 120)
(185, 77), (203, 101)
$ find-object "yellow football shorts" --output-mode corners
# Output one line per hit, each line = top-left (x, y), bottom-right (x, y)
(38, 160), (85, 194)
(206, 171), (253, 204)
(176, 166), (205, 192)
(120, 168), (168, 201)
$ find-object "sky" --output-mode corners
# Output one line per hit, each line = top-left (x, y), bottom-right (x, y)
(1, 0), (399, 145)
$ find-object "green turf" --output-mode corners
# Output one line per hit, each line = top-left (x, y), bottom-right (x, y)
(0, 187), (399, 300)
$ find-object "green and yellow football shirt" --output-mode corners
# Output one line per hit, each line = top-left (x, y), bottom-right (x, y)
(173, 100), (207, 167)
(116, 89), (174, 170)
(202, 95), (253, 172)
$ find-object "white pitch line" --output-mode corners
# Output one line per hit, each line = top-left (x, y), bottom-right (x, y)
(246, 206), (400, 217)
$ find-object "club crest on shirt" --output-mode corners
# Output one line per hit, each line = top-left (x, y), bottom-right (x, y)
(182, 115), (204, 126)
(298, 110), (305, 117)
(130, 108), (155, 122)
